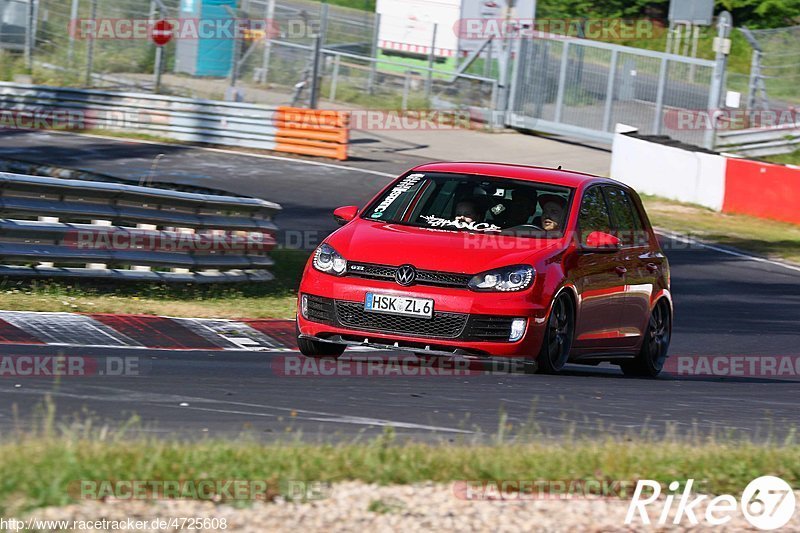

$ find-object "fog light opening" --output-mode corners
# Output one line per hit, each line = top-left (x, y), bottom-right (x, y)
(301, 294), (308, 319)
(509, 318), (527, 342)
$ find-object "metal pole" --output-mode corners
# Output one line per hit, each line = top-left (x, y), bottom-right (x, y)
(747, 49), (760, 117)
(602, 49), (619, 132)
(652, 57), (668, 135)
(367, 13), (380, 94)
(402, 70), (411, 110)
(24, 0), (35, 72)
(425, 23), (438, 101)
(329, 53), (340, 101)
(229, 23), (241, 87)
(67, 0), (80, 67)
(308, 3), (328, 109)
(154, 46), (164, 93)
(689, 24), (700, 82)
(665, 21), (674, 54)
(260, 0), (276, 83)
(704, 11), (732, 150)
(85, 0), (97, 86)
(553, 42), (569, 123)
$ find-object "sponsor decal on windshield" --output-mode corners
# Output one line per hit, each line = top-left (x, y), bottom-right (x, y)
(370, 173), (424, 219)
(420, 215), (501, 232)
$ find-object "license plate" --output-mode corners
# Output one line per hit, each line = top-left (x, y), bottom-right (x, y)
(364, 293), (433, 319)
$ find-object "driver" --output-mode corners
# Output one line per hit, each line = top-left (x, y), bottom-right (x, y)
(534, 195), (567, 231)
(454, 200), (480, 223)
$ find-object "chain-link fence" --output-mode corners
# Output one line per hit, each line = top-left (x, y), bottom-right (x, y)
(738, 24), (800, 113)
(509, 35), (717, 148)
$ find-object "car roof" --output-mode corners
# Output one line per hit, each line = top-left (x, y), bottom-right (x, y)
(410, 162), (617, 189)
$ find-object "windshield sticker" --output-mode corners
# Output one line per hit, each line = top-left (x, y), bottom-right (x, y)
(420, 215), (502, 232)
(370, 173), (424, 219)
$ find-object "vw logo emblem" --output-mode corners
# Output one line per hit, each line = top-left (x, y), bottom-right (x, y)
(395, 264), (417, 286)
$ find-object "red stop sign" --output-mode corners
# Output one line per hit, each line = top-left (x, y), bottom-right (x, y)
(151, 19), (173, 46)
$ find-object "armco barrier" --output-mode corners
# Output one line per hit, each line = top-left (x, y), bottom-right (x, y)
(611, 132), (800, 226)
(716, 124), (800, 158)
(723, 158), (800, 225)
(0, 172), (281, 283)
(0, 83), (350, 160)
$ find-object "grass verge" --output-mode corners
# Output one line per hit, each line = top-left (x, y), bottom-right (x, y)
(1, 420), (798, 514)
(764, 150), (800, 167)
(642, 195), (800, 265)
(0, 249), (307, 320)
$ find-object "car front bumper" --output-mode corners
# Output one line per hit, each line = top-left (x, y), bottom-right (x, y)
(297, 272), (550, 359)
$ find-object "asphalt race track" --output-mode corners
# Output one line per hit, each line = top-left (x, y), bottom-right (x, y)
(0, 131), (798, 441)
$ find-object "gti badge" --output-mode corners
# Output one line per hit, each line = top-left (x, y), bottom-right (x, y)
(395, 265), (417, 286)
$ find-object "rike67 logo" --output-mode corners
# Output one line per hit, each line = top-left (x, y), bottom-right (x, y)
(626, 476), (796, 530)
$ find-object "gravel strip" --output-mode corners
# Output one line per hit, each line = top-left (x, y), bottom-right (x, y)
(24, 482), (800, 532)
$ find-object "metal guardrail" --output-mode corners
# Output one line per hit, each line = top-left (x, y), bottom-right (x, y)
(0, 172), (281, 283)
(716, 125), (800, 157)
(0, 82), (351, 160)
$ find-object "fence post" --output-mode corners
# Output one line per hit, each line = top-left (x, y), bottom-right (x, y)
(705, 11), (732, 150)
(553, 42), (570, 123)
(67, 0), (80, 67)
(260, 0), (276, 83)
(24, 0), (35, 72)
(84, 0), (97, 86)
(602, 49), (619, 132)
(504, 38), (523, 121)
(747, 50), (761, 120)
(367, 13), (380, 94)
(309, 3), (328, 109)
(329, 53), (340, 101)
(402, 71), (411, 110)
(425, 23), (438, 101)
(652, 57), (668, 135)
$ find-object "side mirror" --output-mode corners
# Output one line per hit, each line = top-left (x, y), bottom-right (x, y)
(582, 231), (621, 253)
(333, 205), (359, 226)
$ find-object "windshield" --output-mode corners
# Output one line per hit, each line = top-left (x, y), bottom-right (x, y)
(364, 172), (573, 237)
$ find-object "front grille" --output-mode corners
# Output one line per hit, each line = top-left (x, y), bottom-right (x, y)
(464, 316), (516, 341)
(305, 294), (335, 324)
(347, 262), (472, 288)
(335, 301), (468, 338)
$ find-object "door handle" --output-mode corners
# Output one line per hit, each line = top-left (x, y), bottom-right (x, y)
(646, 263), (659, 273)
(615, 266), (627, 276)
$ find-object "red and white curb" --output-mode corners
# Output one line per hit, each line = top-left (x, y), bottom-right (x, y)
(0, 311), (298, 351)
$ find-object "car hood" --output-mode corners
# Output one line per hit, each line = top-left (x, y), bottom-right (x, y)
(326, 221), (563, 273)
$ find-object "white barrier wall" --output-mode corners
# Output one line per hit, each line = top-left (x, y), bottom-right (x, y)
(610, 133), (727, 211)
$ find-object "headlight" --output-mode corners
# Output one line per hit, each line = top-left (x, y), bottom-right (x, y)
(468, 265), (534, 292)
(313, 244), (347, 275)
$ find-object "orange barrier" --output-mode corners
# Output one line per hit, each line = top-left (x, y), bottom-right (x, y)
(275, 107), (350, 160)
(723, 158), (800, 225)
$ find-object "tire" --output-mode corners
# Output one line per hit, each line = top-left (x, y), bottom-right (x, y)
(536, 293), (575, 374)
(296, 321), (346, 358)
(621, 299), (671, 378)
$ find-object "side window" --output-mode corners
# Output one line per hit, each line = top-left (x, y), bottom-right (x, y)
(605, 187), (646, 246)
(578, 187), (611, 244)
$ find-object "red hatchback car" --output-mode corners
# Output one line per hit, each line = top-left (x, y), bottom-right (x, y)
(296, 163), (672, 376)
